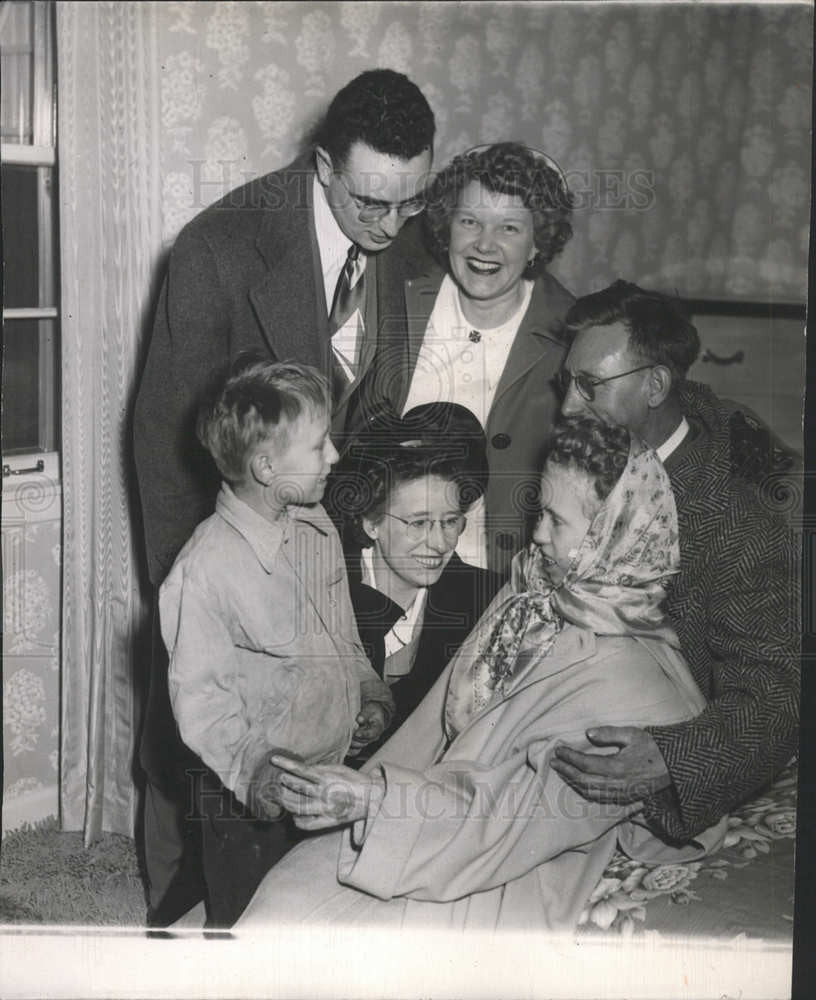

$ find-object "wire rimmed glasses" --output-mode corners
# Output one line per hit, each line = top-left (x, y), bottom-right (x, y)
(382, 511), (467, 541)
(335, 172), (427, 223)
(556, 365), (654, 403)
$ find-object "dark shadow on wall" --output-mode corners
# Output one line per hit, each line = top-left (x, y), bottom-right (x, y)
(123, 243), (170, 894)
(790, 84), (815, 1000)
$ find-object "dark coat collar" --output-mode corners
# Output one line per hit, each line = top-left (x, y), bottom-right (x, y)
(672, 380), (801, 513)
(348, 552), (500, 638)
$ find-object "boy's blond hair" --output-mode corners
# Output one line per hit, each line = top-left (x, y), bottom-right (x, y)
(196, 360), (330, 484)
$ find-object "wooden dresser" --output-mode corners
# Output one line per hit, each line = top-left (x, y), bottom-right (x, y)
(685, 303), (806, 455)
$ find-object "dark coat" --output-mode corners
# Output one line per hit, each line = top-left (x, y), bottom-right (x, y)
(643, 381), (800, 842)
(133, 155), (424, 586)
(361, 250), (573, 579)
(349, 553), (502, 738)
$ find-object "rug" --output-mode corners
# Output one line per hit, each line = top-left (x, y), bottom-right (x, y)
(0, 817), (147, 926)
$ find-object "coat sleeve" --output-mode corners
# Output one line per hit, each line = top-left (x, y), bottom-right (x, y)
(338, 733), (632, 903)
(133, 228), (232, 585)
(645, 504), (800, 841)
(337, 628), (725, 903)
(330, 538), (395, 724)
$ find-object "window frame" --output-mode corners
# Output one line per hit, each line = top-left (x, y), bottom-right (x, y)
(1, 0), (59, 480)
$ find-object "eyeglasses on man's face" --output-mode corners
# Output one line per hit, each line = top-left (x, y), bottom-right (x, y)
(336, 172), (427, 223)
(555, 364), (654, 403)
(382, 511), (466, 541)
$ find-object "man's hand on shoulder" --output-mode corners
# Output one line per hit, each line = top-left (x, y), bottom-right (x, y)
(550, 726), (672, 804)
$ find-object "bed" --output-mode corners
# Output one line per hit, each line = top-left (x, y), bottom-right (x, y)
(577, 760), (797, 941)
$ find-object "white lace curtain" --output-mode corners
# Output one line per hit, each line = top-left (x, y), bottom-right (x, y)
(56, 1), (161, 839)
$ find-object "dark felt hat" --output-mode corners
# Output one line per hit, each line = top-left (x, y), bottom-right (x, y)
(339, 400), (489, 511)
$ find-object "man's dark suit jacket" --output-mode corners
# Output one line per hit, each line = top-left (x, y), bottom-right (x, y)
(643, 380), (800, 843)
(348, 552), (502, 740)
(133, 154), (424, 588)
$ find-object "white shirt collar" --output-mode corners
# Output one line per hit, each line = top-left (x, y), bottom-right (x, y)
(215, 483), (330, 574)
(452, 275), (534, 336)
(313, 175), (368, 315)
(656, 416), (690, 462)
(313, 175), (352, 266)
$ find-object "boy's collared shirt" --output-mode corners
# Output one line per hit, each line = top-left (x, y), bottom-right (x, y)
(160, 483), (392, 805)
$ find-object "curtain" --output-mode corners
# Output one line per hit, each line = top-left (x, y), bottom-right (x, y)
(56, 1), (160, 840)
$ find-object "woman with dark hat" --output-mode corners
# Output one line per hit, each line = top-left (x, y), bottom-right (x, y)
(335, 401), (502, 742)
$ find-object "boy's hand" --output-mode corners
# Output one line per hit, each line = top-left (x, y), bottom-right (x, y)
(348, 701), (389, 755)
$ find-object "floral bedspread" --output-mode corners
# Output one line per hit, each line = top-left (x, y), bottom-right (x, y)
(577, 762), (797, 939)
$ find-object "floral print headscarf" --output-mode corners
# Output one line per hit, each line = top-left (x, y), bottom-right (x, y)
(445, 436), (680, 741)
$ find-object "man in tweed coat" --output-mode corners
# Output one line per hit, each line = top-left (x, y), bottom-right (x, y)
(550, 280), (799, 843)
(133, 69), (435, 924)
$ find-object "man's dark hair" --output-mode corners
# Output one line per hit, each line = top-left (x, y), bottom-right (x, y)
(564, 280), (701, 379)
(312, 68), (435, 166)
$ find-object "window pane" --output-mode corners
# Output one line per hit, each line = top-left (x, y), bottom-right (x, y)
(1, 163), (51, 307)
(2, 318), (58, 453)
(0, 1), (34, 143)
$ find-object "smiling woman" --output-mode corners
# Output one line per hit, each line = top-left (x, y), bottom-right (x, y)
(447, 181), (537, 321)
(333, 402), (502, 741)
(397, 142), (576, 576)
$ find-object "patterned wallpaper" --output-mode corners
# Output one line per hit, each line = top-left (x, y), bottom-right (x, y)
(2, 477), (61, 830)
(158, 1), (811, 301)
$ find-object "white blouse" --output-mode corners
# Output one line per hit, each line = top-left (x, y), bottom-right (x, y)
(401, 274), (534, 568)
(361, 547), (427, 684)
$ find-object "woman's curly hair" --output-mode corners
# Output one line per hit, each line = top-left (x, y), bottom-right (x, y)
(424, 142), (574, 276)
(546, 416), (631, 505)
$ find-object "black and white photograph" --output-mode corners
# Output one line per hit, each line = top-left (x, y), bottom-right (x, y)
(0, 1), (810, 997)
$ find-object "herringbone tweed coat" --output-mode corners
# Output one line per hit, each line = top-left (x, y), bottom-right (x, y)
(642, 381), (800, 842)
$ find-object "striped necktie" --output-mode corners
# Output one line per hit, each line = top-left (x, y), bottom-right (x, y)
(329, 243), (365, 334)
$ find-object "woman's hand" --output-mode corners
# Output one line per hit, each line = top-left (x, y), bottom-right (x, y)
(269, 755), (384, 831)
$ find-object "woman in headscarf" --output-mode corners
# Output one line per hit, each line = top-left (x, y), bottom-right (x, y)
(236, 417), (725, 933)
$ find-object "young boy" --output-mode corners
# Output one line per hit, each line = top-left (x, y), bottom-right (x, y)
(159, 360), (394, 927)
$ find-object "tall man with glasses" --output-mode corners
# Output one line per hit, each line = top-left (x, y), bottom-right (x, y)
(133, 68), (435, 926)
(548, 279), (800, 847)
